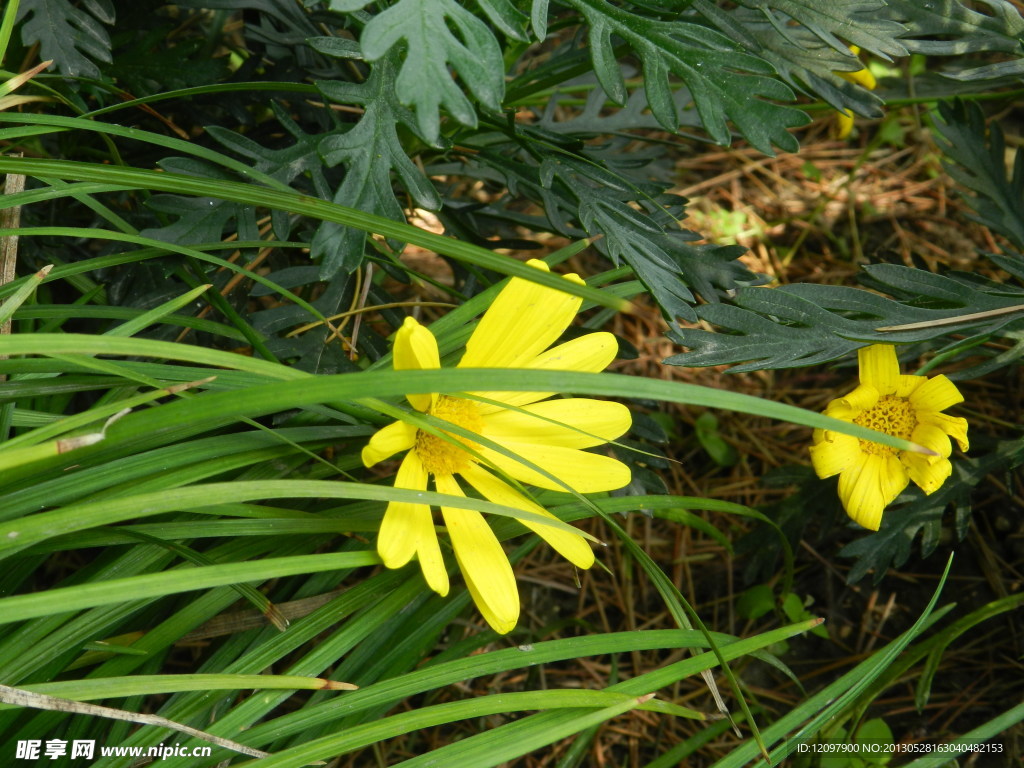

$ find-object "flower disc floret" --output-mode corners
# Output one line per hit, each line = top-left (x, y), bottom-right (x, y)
(810, 344), (968, 531)
(853, 395), (917, 456)
(362, 259), (632, 634)
(416, 396), (484, 476)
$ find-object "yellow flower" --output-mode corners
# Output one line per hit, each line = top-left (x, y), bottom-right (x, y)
(833, 46), (877, 139)
(810, 344), (968, 530)
(362, 259), (632, 633)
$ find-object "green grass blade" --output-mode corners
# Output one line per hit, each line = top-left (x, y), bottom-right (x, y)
(0, 226), (329, 326)
(10, 674), (356, 706)
(0, 377), (212, 450)
(0, 156), (628, 310)
(13, 305), (245, 340)
(0, 112), (293, 191)
(0, 480), (587, 557)
(105, 284), (211, 338)
(712, 556), (956, 768)
(0, 0), (20, 68)
(0, 551), (379, 624)
(217, 621), (818, 765)
(0, 264), (49, 325)
(0, 337), (931, 454)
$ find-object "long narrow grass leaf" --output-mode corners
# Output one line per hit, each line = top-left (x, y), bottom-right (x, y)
(0, 157), (628, 310)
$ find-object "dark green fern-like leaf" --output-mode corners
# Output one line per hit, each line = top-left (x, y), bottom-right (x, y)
(669, 290), (863, 370)
(886, 0), (1024, 57)
(538, 153), (756, 323)
(439, 129), (756, 324)
(332, 0), (505, 143)
(17, 0), (113, 78)
(141, 106), (326, 248)
(538, 82), (706, 135)
(931, 99), (1024, 251)
(561, 0), (809, 153)
(249, 267), (365, 374)
(316, 57), (442, 277)
(731, 0), (907, 59)
(141, 192), (253, 246)
(725, 11), (884, 117)
(666, 265), (1024, 372)
(109, 27), (225, 94)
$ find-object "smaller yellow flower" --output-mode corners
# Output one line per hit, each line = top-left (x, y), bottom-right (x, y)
(833, 46), (877, 140)
(810, 344), (969, 530)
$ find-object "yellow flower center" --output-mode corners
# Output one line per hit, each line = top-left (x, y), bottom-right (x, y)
(415, 395), (484, 476)
(853, 395), (917, 456)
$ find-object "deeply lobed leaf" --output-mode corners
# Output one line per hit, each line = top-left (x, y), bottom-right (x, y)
(17, 0), (113, 78)
(339, 0), (506, 143)
(667, 265), (1024, 372)
(562, 0), (808, 153)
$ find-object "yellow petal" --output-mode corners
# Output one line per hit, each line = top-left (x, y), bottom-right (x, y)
(482, 398), (630, 449)
(839, 66), (877, 90)
(435, 473), (519, 634)
(528, 330), (617, 371)
(909, 374), (964, 413)
(904, 453), (953, 494)
(809, 431), (861, 478)
(894, 374), (925, 399)
(880, 453), (910, 509)
(837, 48), (876, 89)
(461, 463), (595, 569)
(824, 383), (878, 419)
(838, 454), (890, 531)
(471, 332), (619, 412)
(858, 345), (900, 395)
(834, 109), (854, 140)
(478, 441), (631, 493)
(919, 412), (969, 452)
(362, 420), (416, 467)
(833, 48), (875, 137)
(377, 452), (449, 596)
(460, 259), (583, 369)
(394, 316), (439, 412)
(910, 422), (953, 460)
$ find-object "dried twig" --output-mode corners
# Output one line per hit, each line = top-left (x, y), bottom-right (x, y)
(0, 684), (271, 760)
(1, 158), (25, 339)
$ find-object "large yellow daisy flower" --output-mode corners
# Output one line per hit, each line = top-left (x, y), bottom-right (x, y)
(810, 344), (969, 530)
(362, 259), (632, 634)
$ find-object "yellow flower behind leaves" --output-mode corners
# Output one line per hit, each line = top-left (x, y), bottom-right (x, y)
(833, 46), (877, 139)
(811, 345), (968, 531)
(362, 259), (632, 633)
